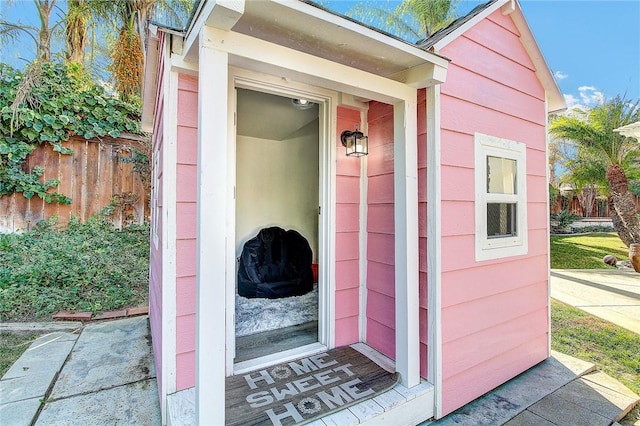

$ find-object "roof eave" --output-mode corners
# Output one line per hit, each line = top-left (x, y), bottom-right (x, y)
(178, 0), (449, 87)
(428, 0), (565, 114)
(508, 1), (566, 113)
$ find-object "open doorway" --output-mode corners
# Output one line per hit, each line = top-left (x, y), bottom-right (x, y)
(234, 88), (320, 364)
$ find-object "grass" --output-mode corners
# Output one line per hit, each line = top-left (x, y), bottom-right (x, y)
(551, 299), (640, 395)
(0, 216), (149, 321)
(550, 232), (628, 269)
(0, 332), (42, 377)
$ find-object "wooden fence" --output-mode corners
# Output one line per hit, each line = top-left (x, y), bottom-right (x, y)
(551, 194), (640, 218)
(0, 135), (149, 233)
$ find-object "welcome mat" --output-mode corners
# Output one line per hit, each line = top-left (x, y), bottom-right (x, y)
(225, 346), (399, 426)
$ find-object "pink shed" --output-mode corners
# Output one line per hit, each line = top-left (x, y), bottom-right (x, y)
(142, 0), (564, 424)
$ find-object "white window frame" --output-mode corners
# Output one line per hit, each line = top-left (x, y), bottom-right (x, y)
(474, 133), (528, 261)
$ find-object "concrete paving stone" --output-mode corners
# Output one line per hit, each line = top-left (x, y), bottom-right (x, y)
(70, 316), (150, 349)
(528, 394), (612, 426)
(49, 316), (154, 400)
(491, 356), (582, 412)
(503, 409), (557, 426)
(0, 372), (56, 405)
(582, 371), (640, 400)
(35, 378), (161, 426)
(430, 393), (524, 426)
(0, 322), (82, 332)
(0, 396), (42, 426)
(0, 332), (77, 405)
(2, 332), (77, 380)
(554, 377), (639, 422)
(550, 350), (596, 377)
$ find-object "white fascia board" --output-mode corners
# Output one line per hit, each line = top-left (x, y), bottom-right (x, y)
(431, 0), (509, 51)
(509, 2), (566, 114)
(201, 26), (415, 104)
(270, 0), (449, 68)
(183, 0), (244, 61)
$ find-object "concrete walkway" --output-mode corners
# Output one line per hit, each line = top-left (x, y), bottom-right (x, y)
(551, 269), (640, 334)
(0, 316), (160, 425)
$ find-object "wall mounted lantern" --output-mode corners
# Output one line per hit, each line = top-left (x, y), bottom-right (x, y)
(340, 125), (368, 157)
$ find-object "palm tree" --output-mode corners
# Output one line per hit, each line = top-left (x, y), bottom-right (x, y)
(89, 0), (192, 100)
(347, 0), (458, 42)
(65, 0), (88, 63)
(550, 96), (640, 246)
(0, 0), (60, 62)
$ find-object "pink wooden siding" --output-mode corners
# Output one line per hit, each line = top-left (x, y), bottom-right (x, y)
(365, 101), (396, 360)
(149, 32), (166, 398)
(365, 91), (430, 377)
(335, 106), (362, 346)
(175, 74), (199, 390)
(438, 10), (549, 415)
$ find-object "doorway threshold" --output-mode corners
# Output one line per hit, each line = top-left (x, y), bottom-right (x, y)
(234, 342), (327, 375)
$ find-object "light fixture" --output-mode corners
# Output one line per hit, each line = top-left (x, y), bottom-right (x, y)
(291, 98), (314, 110)
(340, 125), (368, 157)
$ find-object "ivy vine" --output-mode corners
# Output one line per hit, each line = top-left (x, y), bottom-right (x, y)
(0, 61), (143, 203)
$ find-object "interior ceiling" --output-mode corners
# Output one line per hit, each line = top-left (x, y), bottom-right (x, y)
(237, 89), (319, 141)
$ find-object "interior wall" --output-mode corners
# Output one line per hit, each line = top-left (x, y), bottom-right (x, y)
(236, 119), (319, 261)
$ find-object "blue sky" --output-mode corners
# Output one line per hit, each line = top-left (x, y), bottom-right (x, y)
(514, 1), (640, 110)
(2, 0), (639, 111)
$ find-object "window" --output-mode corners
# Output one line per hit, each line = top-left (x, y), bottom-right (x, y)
(475, 133), (527, 261)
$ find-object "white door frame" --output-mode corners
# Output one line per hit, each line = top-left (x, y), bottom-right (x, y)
(225, 68), (338, 375)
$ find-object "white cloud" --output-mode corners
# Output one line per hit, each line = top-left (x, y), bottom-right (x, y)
(563, 94), (579, 108)
(562, 86), (605, 113)
(554, 70), (568, 80)
(578, 86), (604, 106)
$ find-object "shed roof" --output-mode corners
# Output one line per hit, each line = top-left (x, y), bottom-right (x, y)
(419, 0), (500, 50)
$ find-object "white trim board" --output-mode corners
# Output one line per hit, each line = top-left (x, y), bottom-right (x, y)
(426, 85), (443, 418)
(159, 49), (179, 426)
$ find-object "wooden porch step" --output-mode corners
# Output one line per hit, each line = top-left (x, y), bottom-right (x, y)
(167, 380), (435, 426)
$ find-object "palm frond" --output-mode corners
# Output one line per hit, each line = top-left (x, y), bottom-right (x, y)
(0, 21), (39, 46)
(347, 2), (418, 39)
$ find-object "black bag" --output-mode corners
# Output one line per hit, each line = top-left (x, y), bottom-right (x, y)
(238, 227), (314, 299)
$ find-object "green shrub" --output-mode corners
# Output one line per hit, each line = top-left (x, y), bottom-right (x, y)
(551, 209), (581, 232)
(0, 216), (149, 321)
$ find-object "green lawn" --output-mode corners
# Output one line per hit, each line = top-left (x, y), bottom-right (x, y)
(550, 232), (628, 269)
(551, 299), (640, 396)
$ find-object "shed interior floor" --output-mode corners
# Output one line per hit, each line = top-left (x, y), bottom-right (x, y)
(235, 321), (318, 363)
